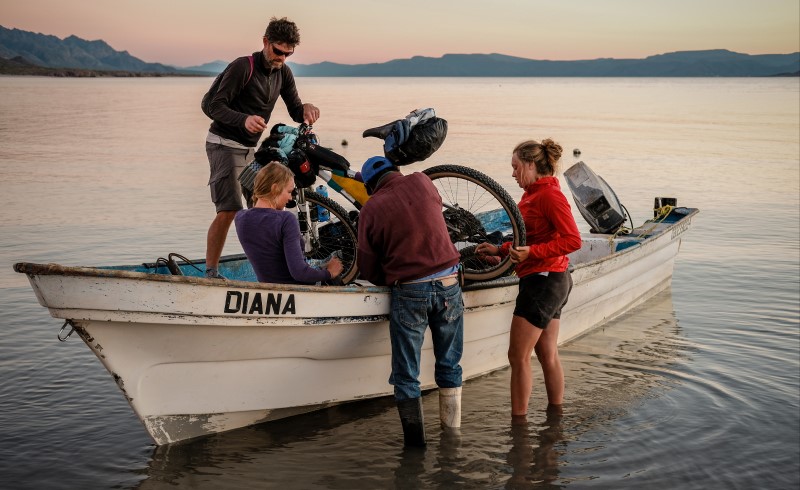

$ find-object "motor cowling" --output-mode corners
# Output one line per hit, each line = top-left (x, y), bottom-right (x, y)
(564, 161), (626, 234)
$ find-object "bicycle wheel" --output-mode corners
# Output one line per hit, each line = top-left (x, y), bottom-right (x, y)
(423, 165), (526, 281)
(302, 190), (359, 284)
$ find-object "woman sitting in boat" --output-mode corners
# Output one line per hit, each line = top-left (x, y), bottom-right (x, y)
(476, 139), (581, 420)
(235, 162), (343, 284)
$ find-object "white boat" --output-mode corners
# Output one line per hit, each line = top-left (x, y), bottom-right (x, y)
(14, 202), (697, 445)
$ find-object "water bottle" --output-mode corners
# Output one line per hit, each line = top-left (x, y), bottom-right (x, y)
(316, 185), (330, 222)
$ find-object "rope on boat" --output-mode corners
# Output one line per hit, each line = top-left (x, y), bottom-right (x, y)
(633, 205), (675, 239)
(607, 224), (632, 245)
(604, 202), (634, 245)
(57, 320), (76, 342)
(605, 204), (674, 246)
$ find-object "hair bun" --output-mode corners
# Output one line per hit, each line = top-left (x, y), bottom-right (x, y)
(541, 138), (563, 164)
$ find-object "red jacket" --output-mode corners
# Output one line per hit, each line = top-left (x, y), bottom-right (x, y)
(357, 172), (460, 286)
(500, 176), (582, 276)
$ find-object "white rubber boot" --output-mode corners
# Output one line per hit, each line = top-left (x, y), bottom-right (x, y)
(438, 387), (462, 428)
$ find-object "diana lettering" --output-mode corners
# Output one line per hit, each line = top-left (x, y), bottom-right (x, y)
(224, 291), (296, 315)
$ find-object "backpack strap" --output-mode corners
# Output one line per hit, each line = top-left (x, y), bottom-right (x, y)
(244, 55), (254, 86)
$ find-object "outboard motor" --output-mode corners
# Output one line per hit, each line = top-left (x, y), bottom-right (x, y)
(564, 161), (627, 234)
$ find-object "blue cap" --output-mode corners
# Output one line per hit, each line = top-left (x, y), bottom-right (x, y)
(361, 156), (394, 186)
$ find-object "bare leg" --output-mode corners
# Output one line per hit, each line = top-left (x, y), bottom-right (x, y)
(206, 210), (237, 269)
(508, 315), (543, 416)
(534, 318), (564, 405)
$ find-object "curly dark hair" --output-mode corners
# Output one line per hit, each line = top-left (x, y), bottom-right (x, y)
(264, 17), (300, 46)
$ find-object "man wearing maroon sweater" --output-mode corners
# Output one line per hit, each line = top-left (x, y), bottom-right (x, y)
(357, 156), (464, 448)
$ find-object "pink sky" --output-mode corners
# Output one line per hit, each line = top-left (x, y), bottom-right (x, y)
(2, 0), (799, 67)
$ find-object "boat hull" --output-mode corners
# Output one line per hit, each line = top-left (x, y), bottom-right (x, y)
(15, 208), (698, 444)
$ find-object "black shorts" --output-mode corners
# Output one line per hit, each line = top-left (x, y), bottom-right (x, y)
(513, 270), (573, 329)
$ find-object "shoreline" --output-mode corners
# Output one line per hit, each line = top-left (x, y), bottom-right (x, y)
(0, 58), (208, 77)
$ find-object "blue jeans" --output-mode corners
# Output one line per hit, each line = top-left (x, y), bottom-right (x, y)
(389, 280), (464, 401)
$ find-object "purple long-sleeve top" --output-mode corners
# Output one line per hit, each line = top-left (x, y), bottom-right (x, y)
(235, 207), (331, 284)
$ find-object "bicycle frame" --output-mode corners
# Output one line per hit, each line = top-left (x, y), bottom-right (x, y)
(315, 167), (370, 210)
(293, 170), (366, 256)
(257, 122), (525, 283)
(294, 188), (320, 254)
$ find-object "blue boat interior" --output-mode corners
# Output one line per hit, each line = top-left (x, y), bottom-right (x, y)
(99, 206), (694, 282)
(100, 253), (257, 282)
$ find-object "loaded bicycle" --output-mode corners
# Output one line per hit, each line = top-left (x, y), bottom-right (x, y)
(238, 109), (525, 285)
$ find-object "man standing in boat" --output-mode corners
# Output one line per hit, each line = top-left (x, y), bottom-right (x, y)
(202, 17), (320, 279)
(357, 156), (465, 448)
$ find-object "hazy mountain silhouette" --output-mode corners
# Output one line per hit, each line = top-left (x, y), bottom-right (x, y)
(1, 25), (798, 77)
(288, 50), (800, 77)
(182, 60), (229, 74)
(0, 25), (184, 73)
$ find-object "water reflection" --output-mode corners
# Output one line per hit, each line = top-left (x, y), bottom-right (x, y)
(392, 445), (427, 489)
(133, 289), (692, 488)
(505, 409), (564, 489)
(137, 396), (399, 489)
(495, 288), (692, 488)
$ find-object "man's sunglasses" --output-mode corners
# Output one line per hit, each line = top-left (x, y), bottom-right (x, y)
(271, 44), (294, 58)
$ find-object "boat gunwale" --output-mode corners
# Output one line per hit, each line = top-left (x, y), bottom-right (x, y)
(568, 207), (699, 273)
(12, 207), (698, 293)
(13, 262), (388, 294)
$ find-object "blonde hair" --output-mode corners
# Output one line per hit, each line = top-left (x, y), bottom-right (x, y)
(252, 162), (295, 205)
(513, 139), (563, 176)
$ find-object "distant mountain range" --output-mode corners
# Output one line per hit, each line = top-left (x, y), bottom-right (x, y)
(2, 25), (798, 77)
(0, 25), (196, 75)
(290, 50), (800, 77)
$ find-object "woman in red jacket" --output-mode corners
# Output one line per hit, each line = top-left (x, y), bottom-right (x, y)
(477, 139), (582, 419)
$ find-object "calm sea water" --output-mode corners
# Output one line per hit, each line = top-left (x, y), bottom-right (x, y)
(0, 76), (798, 489)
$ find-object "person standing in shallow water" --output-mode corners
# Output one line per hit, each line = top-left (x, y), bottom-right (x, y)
(202, 17), (320, 279)
(476, 139), (581, 419)
(357, 156), (465, 448)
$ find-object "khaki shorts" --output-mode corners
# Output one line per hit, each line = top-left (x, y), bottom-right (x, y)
(206, 142), (253, 213)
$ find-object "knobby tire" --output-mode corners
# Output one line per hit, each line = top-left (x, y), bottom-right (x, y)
(423, 165), (526, 282)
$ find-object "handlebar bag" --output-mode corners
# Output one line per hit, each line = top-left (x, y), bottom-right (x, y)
(287, 149), (317, 188)
(303, 142), (350, 172)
